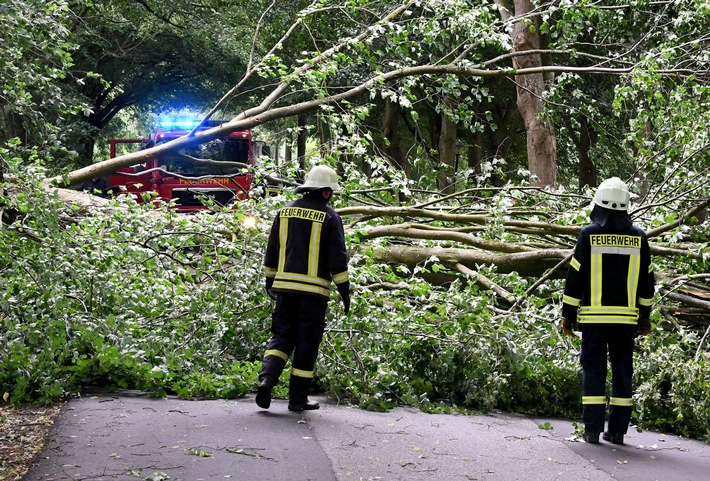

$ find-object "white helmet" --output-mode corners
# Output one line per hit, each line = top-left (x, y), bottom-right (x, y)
(593, 177), (630, 211)
(295, 165), (340, 193)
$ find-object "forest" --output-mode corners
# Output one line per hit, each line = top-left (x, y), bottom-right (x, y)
(1, 0), (709, 446)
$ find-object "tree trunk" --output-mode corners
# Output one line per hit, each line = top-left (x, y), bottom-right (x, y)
(284, 135), (293, 167)
(382, 98), (409, 178)
(1, 112), (27, 145)
(468, 130), (482, 175)
(510, 0), (557, 188)
(297, 114), (308, 172)
(577, 115), (597, 190)
(438, 97), (458, 194)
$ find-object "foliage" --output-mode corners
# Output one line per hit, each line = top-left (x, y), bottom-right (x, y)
(3, 153), (710, 442)
(0, 0), (89, 165)
(1, 159), (271, 402)
(1, 0), (710, 445)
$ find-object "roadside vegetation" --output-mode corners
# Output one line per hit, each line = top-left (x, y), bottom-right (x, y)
(1, 2), (709, 466)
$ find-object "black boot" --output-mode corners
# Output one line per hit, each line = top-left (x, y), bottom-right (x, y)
(288, 399), (320, 411)
(256, 375), (277, 409)
(287, 374), (319, 411)
(603, 432), (624, 445)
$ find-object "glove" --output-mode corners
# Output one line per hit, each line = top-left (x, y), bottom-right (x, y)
(561, 318), (576, 337)
(265, 277), (276, 300)
(342, 294), (350, 315)
(337, 282), (350, 315)
(637, 318), (652, 336)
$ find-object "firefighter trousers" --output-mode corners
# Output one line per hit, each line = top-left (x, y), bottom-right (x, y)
(580, 324), (636, 434)
(259, 292), (328, 401)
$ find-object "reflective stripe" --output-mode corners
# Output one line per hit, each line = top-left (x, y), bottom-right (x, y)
(609, 397), (633, 407)
(278, 217), (288, 272)
(582, 396), (606, 405)
(332, 270), (349, 284)
(570, 257), (580, 271)
(273, 280), (330, 297)
(627, 251), (640, 308)
(578, 305), (639, 325)
(579, 306), (638, 316)
(579, 317), (638, 325)
(275, 272), (331, 288)
(591, 246), (640, 255)
(264, 266), (277, 277)
(264, 349), (289, 362)
(308, 221), (322, 277)
(591, 252), (602, 306)
(291, 368), (314, 378)
(563, 294), (581, 307)
(638, 297), (653, 307)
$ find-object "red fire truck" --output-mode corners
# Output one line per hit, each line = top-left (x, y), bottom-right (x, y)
(109, 119), (255, 212)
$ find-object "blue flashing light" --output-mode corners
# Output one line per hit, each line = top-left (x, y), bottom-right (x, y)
(159, 118), (202, 130)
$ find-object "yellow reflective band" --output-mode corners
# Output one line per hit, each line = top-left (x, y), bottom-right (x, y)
(291, 368), (314, 378)
(582, 396), (606, 405)
(579, 318), (638, 325)
(570, 257), (581, 271)
(275, 272), (331, 288)
(563, 295), (581, 307)
(639, 297), (653, 307)
(264, 349), (289, 362)
(332, 270), (349, 284)
(591, 252), (602, 306)
(578, 305), (639, 324)
(280, 207), (326, 223)
(278, 217), (289, 272)
(627, 252), (640, 308)
(609, 397), (633, 407)
(264, 266), (277, 277)
(308, 221), (322, 277)
(272, 280), (330, 297)
(579, 306), (639, 316)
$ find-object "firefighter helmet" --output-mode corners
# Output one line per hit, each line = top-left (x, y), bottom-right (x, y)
(295, 165), (340, 193)
(593, 177), (630, 211)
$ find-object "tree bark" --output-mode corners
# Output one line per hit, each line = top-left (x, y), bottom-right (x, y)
(383, 98), (409, 177)
(372, 245), (570, 277)
(438, 97), (458, 194)
(297, 114), (309, 173)
(510, 0), (557, 188)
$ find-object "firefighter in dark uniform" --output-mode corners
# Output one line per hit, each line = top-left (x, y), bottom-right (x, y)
(562, 177), (655, 445)
(257, 165), (350, 411)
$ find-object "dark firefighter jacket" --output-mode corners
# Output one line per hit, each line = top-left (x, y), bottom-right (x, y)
(264, 195), (349, 299)
(562, 221), (655, 326)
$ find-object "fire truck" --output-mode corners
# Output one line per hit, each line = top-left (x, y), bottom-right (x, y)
(108, 119), (255, 212)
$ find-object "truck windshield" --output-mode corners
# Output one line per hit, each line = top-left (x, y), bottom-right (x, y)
(157, 137), (250, 177)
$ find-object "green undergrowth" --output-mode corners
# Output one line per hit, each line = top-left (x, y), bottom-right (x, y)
(1, 167), (709, 442)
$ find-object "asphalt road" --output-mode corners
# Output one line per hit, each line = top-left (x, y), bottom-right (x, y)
(23, 391), (710, 481)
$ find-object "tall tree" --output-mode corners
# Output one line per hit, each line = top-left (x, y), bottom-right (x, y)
(495, 0), (557, 187)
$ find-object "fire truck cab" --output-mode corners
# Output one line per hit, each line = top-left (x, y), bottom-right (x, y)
(109, 119), (255, 212)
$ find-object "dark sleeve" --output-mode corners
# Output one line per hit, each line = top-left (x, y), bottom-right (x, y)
(637, 232), (655, 319)
(562, 230), (587, 321)
(327, 212), (349, 286)
(263, 213), (280, 280)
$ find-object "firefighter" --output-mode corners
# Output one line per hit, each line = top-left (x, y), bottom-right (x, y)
(257, 165), (350, 411)
(562, 177), (655, 445)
